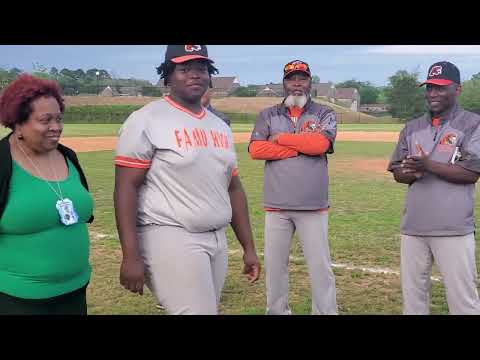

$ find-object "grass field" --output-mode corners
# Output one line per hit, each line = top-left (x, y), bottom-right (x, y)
(0, 124), (121, 138)
(77, 140), (480, 315)
(62, 96), (359, 115)
(211, 97), (398, 124)
(0, 123), (404, 139)
(210, 96), (373, 116)
(60, 96), (397, 124)
(63, 96), (160, 107)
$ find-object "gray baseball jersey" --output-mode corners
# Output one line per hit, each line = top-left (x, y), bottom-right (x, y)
(388, 105), (480, 236)
(250, 99), (337, 210)
(115, 96), (238, 233)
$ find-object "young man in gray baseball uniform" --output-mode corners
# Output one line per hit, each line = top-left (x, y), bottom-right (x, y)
(249, 60), (337, 315)
(114, 45), (260, 315)
(388, 61), (480, 315)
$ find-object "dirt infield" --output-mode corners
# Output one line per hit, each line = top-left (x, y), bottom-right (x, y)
(230, 131), (399, 144)
(336, 131), (399, 142)
(63, 131), (399, 153)
(62, 137), (118, 152)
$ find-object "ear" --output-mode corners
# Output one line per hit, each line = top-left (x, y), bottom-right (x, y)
(455, 84), (462, 96)
(14, 124), (24, 139)
(166, 74), (175, 88)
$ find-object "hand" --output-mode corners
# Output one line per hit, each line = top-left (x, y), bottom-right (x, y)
(400, 160), (424, 178)
(242, 250), (261, 283)
(267, 134), (281, 144)
(120, 255), (145, 295)
(401, 143), (430, 177)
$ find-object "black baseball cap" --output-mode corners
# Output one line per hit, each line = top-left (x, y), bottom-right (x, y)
(283, 60), (311, 79)
(419, 61), (460, 86)
(165, 45), (214, 64)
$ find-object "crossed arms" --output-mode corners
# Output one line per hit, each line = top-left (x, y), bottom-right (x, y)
(249, 132), (331, 160)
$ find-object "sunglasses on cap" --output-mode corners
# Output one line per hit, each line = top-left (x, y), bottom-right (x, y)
(284, 61), (309, 73)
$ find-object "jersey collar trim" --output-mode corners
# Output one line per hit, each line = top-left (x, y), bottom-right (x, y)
(164, 96), (206, 119)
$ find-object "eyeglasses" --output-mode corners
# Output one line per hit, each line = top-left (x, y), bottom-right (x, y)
(284, 61), (309, 73)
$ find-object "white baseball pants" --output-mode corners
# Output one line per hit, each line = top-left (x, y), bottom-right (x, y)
(137, 224), (228, 315)
(401, 233), (480, 315)
(264, 210), (337, 315)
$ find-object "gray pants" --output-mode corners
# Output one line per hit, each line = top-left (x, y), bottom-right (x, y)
(137, 225), (228, 315)
(401, 233), (480, 315)
(264, 211), (337, 315)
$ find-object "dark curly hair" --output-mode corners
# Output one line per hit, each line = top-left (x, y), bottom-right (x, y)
(156, 60), (219, 86)
(0, 74), (65, 130)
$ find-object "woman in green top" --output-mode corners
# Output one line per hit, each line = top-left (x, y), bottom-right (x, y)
(0, 74), (94, 315)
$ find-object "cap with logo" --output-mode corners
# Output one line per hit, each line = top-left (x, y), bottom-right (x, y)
(165, 45), (214, 64)
(283, 60), (311, 79)
(419, 61), (460, 86)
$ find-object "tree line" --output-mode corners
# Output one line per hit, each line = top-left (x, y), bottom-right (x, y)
(231, 71), (480, 120)
(0, 66), (161, 97)
(2, 66), (480, 120)
(382, 70), (480, 119)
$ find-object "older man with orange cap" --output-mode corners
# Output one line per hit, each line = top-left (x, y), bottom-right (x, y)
(249, 60), (338, 315)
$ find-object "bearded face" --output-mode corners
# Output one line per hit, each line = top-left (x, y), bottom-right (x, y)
(284, 93), (308, 108)
(283, 72), (311, 109)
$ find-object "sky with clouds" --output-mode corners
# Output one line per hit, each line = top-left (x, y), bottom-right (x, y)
(1, 45), (479, 87)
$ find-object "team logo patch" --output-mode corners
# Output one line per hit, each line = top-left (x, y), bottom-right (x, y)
(300, 120), (319, 132)
(439, 133), (458, 145)
(429, 65), (442, 77)
(185, 45), (202, 52)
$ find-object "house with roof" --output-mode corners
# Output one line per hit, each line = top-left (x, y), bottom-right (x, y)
(99, 86), (119, 97)
(256, 83), (285, 97)
(99, 85), (147, 97)
(311, 82), (335, 102)
(211, 76), (240, 97)
(333, 88), (360, 111)
(255, 81), (361, 111)
(256, 82), (335, 101)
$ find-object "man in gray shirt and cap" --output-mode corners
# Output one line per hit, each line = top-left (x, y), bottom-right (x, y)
(249, 60), (337, 315)
(388, 61), (480, 314)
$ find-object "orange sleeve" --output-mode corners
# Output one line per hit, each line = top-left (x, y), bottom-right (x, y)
(249, 140), (298, 160)
(114, 156), (152, 169)
(277, 133), (331, 155)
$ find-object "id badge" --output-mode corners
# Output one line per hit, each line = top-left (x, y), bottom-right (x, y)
(56, 198), (79, 226)
(450, 147), (461, 164)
